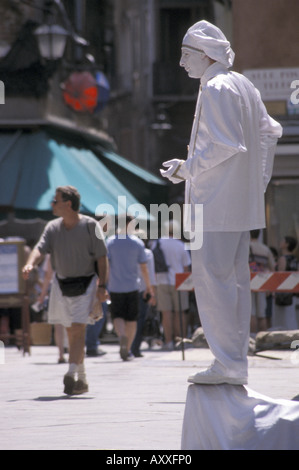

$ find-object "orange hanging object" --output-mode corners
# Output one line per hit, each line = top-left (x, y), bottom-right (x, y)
(61, 71), (99, 113)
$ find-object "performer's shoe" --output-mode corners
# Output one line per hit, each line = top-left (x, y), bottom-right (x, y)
(188, 368), (247, 385)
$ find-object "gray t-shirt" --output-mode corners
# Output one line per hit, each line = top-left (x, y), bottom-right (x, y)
(36, 215), (107, 278)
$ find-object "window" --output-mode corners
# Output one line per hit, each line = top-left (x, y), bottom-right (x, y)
(266, 179), (299, 251)
(154, 1), (214, 96)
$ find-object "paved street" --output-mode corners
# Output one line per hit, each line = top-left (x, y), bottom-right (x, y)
(1, 342), (299, 450)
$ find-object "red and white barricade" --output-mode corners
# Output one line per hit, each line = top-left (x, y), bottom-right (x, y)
(176, 272), (299, 293)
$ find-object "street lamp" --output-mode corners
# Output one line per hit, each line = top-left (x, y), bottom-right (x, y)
(0, 41), (11, 59)
(151, 105), (172, 132)
(33, 0), (89, 61)
(34, 24), (69, 60)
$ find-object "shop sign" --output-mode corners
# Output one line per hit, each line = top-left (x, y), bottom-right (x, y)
(0, 241), (25, 294)
(243, 67), (299, 101)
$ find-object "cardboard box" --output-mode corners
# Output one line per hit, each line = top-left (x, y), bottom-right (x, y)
(30, 322), (52, 345)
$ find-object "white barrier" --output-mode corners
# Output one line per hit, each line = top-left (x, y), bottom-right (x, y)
(176, 271), (299, 292)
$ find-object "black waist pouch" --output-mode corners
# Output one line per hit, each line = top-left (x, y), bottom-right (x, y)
(56, 274), (94, 297)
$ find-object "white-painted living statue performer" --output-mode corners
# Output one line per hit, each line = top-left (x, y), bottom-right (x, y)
(160, 20), (282, 385)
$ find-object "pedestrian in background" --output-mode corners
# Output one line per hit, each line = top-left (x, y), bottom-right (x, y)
(85, 305), (107, 357)
(153, 221), (191, 351)
(106, 215), (154, 361)
(85, 213), (113, 358)
(130, 230), (157, 358)
(249, 229), (276, 333)
(273, 236), (298, 330)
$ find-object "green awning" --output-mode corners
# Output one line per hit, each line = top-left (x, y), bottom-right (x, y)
(0, 130), (146, 218)
(92, 145), (168, 209)
(98, 148), (163, 184)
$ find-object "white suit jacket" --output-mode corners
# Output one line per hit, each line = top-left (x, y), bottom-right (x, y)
(179, 62), (282, 232)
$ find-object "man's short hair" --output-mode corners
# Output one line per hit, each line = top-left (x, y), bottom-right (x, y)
(56, 185), (81, 211)
(250, 229), (260, 239)
(285, 236), (297, 253)
(117, 213), (134, 227)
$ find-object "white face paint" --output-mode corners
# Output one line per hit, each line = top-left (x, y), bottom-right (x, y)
(180, 47), (209, 79)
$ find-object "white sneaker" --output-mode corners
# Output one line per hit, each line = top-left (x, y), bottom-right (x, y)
(188, 368), (247, 385)
(161, 342), (173, 351)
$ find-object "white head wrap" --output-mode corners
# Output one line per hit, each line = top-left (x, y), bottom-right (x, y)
(182, 20), (235, 68)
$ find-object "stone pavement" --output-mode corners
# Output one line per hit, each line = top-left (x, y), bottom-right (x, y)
(1, 342), (299, 450)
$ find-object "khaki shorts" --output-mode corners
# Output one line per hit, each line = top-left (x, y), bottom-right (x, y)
(156, 284), (189, 312)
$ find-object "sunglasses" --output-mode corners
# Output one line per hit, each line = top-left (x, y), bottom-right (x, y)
(52, 198), (69, 205)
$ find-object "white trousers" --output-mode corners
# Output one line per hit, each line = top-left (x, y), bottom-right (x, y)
(191, 231), (251, 378)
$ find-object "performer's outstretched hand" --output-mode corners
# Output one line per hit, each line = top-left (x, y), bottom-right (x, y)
(160, 159), (185, 184)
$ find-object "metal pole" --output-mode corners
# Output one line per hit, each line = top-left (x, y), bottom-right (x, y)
(22, 282), (31, 355)
(178, 290), (185, 361)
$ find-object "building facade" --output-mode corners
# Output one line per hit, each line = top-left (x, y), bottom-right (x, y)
(0, 0), (298, 251)
(232, 0), (299, 251)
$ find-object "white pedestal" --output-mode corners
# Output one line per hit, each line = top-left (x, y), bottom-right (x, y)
(181, 384), (299, 450)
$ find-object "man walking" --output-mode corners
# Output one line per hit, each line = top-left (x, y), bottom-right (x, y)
(160, 21), (282, 385)
(22, 186), (108, 395)
(107, 215), (154, 360)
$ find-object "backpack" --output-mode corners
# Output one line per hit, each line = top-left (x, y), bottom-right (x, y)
(284, 255), (298, 272)
(152, 239), (168, 273)
(249, 247), (268, 272)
